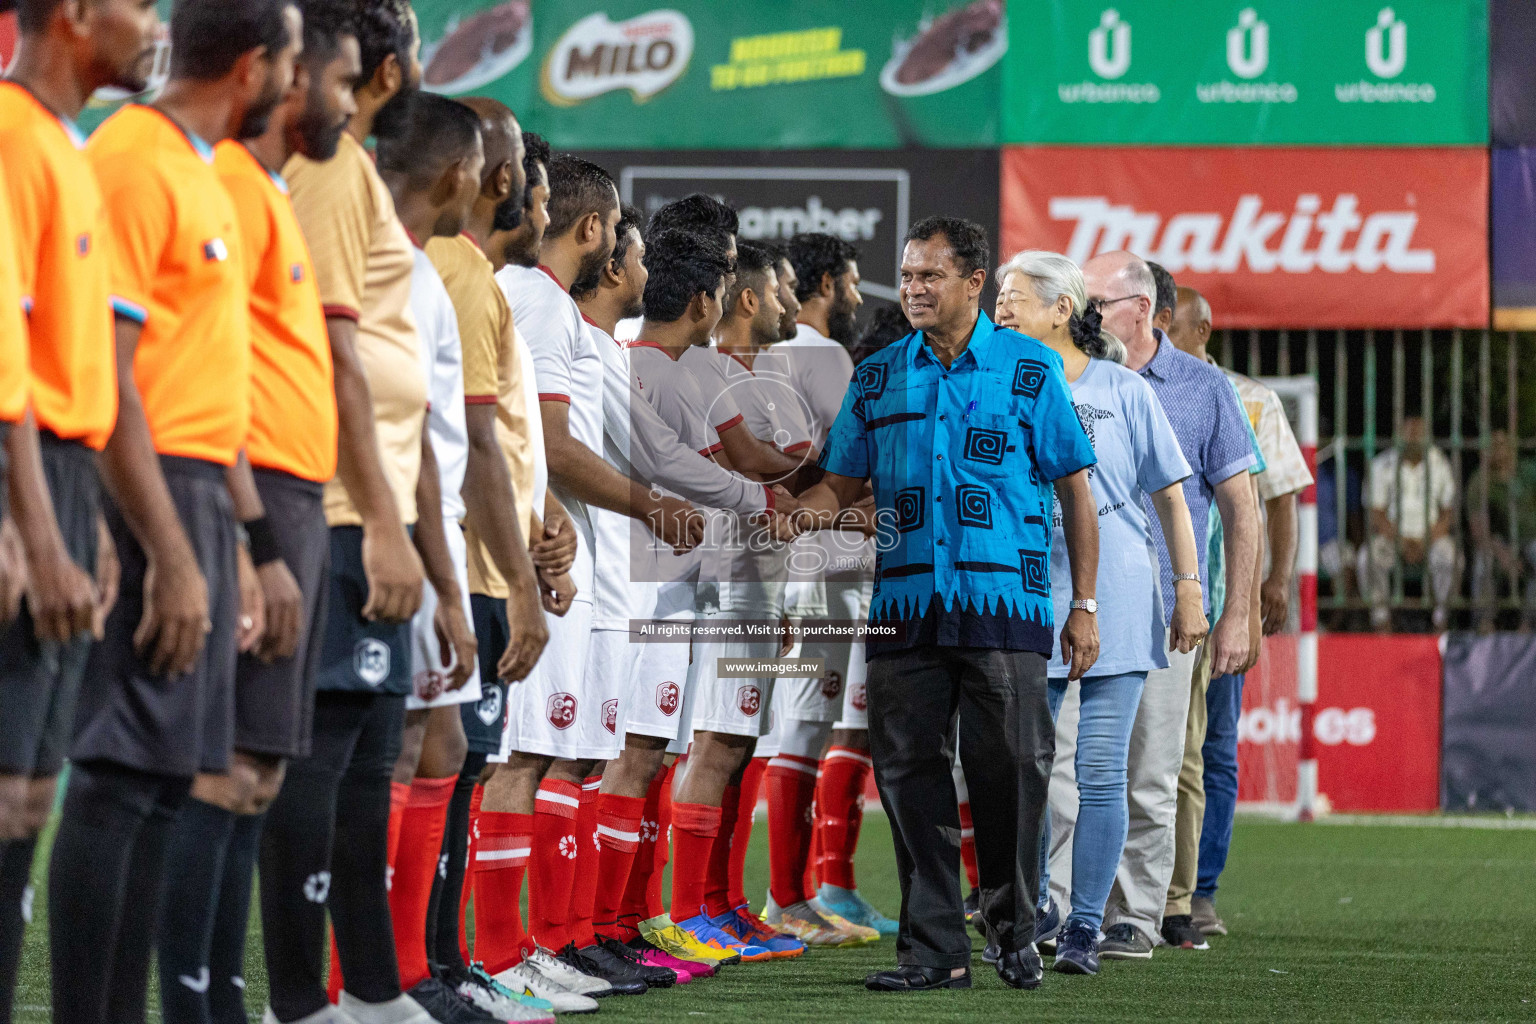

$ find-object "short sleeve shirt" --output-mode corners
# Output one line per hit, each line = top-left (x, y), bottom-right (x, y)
(215, 141), (336, 483)
(719, 349), (815, 456)
(89, 105), (249, 465)
(495, 263), (602, 596)
(1048, 358), (1190, 677)
(762, 322), (856, 451)
(285, 132), (424, 525)
(676, 345), (748, 440)
(1136, 333), (1258, 619)
(409, 248), (467, 522)
(0, 84), (116, 443)
(1206, 373), (1268, 620)
(427, 234), (538, 596)
(819, 310), (1097, 658)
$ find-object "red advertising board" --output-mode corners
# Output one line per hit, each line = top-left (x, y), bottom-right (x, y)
(1313, 634), (1441, 813)
(1237, 636), (1300, 807)
(1238, 634), (1442, 813)
(1000, 146), (1489, 328)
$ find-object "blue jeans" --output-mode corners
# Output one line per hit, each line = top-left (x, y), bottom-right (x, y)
(1038, 671), (1146, 932)
(1195, 672), (1244, 900)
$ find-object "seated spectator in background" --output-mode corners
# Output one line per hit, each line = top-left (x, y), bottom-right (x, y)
(1359, 416), (1458, 631)
(1467, 430), (1536, 632)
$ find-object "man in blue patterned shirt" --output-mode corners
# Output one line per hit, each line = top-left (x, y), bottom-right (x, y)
(789, 218), (1101, 993)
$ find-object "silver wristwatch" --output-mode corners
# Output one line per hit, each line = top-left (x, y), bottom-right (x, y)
(1070, 598), (1098, 614)
(1172, 573), (1201, 585)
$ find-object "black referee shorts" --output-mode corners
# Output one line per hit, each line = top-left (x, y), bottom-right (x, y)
(72, 455), (239, 778)
(0, 432), (101, 777)
(233, 468), (329, 760)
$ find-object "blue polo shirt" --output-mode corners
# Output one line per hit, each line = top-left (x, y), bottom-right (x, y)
(819, 310), (1096, 658)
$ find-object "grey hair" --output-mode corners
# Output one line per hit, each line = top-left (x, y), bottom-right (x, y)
(995, 250), (1126, 364)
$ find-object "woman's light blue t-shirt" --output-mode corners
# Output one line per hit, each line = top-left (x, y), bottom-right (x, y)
(1050, 357), (1191, 679)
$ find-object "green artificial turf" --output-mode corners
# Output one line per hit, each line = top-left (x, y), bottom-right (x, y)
(11, 817), (1536, 1022)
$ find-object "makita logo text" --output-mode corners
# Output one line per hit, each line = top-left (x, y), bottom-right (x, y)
(1051, 194), (1435, 275)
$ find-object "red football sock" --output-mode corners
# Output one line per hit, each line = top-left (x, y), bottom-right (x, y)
(619, 768), (666, 938)
(958, 798), (979, 890)
(703, 785), (739, 918)
(804, 812), (822, 897)
(390, 776), (456, 988)
(730, 758), (766, 911)
(643, 764), (674, 922)
(566, 777), (602, 949)
(472, 810), (533, 973)
(668, 800), (722, 923)
(593, 791), (645, 941)
(816, 747), (871, 890)
(766, 754), (819, 908)
(528, 778), (581, 951)
(460, 783), (484, 964)
(327, 780), (410, 1002)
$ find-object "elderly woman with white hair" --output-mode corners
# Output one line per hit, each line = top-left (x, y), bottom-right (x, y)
(993, 251), (1207, 974)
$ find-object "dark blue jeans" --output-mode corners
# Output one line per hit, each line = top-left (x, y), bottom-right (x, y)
(1195, 673), (1244, 900)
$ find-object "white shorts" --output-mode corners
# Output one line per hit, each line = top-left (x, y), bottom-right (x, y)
(623, 633), (691, 743)
(499, 600), (605, 760)
(407, 524), (482, 710)
(831, 640), (869, 730)
(681, 626), (777, 741)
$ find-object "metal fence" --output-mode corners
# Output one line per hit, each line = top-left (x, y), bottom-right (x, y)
(1215, 329), (1536, 632)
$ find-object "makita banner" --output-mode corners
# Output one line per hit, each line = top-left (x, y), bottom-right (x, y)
(999, 146), (1489, 328)
(1003, 0), (1487, 145)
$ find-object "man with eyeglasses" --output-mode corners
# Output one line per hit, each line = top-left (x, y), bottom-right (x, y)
(1078, 251), (1259, 961)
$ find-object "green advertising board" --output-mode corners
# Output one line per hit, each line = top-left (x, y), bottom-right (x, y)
(1001, 0), (1487, 144)
(418, 0), (1006, 148)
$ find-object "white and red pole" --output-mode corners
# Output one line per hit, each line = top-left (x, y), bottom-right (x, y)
(1295, 383), (1320, 821)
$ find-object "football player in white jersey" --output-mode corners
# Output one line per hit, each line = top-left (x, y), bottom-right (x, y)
(580, 212), (809, 971)
(377, 94), (523, 1019)
(494, 157), (701, 994)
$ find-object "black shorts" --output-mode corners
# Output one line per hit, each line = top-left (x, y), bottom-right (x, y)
(317, 525), (411, 696)
(73, 455), (239, 778)
(233, 469), (329, 760)
(0, 434), (101, 777)
(462, 593), (509, 754)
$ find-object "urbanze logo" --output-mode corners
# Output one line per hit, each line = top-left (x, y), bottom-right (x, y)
(1366, 7), (1406, 78)
(1049, 194), (1435, 275)
(1059, 8), (1158, 104)
(1226, 8), (1268, 79)
(1088, 9), (1130, 79)
(541, 10), (693, 106)
(1198, 7), (1294, 105)
(1337, 8), (1432, 104)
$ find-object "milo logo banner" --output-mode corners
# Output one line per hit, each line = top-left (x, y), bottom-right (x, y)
(1001, 0), (1486, 144)
(417, 0), (1005, 148)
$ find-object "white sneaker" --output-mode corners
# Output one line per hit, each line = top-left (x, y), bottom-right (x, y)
(494, 961), (601, 1014)
(336, 992), (435, 1024)
(263, 1007), (360, 1024)
(453, 974), (555, 1023)
(523, 948), (612, 998)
